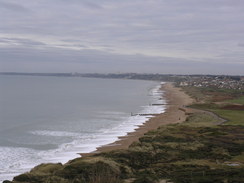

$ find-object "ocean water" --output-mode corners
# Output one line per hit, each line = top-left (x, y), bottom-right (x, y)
(0, 75), (166, 182)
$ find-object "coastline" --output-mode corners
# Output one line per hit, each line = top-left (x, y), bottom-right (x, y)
(2, 81), (194, 182)
(6, 79), (244, 183)
(82, 82), (194, 156)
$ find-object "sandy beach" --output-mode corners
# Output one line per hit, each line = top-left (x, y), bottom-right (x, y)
(82, 82), (194, 156)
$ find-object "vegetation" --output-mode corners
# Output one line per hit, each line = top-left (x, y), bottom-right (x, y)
(182, 86), (243, 103)
(227, 96), (244, 105)
(211, 109), (244, 126)
(5, 123), (243, 183)
(183, 85), (244, 125)
(184, 112), (219, 127)
(5, 84), (244, 183)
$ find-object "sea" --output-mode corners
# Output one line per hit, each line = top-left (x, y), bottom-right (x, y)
(0, 75), (166, 182)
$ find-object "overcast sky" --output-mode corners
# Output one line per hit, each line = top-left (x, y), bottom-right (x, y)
(0, 0), (243, 75)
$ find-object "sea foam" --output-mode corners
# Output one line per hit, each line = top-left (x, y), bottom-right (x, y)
(0, 82), (166, 182)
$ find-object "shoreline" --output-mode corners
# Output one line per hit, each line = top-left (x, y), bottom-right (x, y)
(2, 82), (193, 182)
(81, 82), (194, 156)
(7, 81), (244, 183)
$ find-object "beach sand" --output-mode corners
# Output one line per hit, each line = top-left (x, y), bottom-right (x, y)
(81, 82), (194, 156)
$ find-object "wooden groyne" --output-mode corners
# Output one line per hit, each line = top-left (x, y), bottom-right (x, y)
(131, 113), (158, 116)
(151, 104), (166, 106)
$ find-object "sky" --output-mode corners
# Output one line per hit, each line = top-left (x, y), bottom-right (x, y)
(0, 0), (244, 75)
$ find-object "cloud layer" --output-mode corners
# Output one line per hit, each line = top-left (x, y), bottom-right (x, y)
(0, 0), (244, 74)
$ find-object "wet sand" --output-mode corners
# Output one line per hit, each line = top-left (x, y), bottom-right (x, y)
(81, 82), (194, 156)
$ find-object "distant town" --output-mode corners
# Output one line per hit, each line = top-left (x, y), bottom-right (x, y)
(179, 75), (244, 91)
(1, 72), (243, 91)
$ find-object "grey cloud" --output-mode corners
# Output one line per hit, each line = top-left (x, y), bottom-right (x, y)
(81, 1), (103, 9)
(0, 0), (243, 74)
(238, 43), (244, 47)
(0, 38), (46, 46)
(0, 1), (29, 12)
(54, 0), (103, 9)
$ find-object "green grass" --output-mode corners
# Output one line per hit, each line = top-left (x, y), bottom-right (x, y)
(184, 112), (219, 127)
(227, 96), (244, 105)
(209, 109), (244, 126)
(189, 103), (244, 126)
